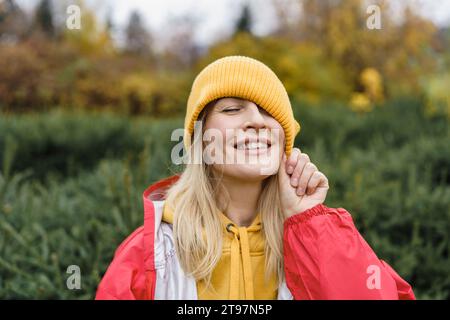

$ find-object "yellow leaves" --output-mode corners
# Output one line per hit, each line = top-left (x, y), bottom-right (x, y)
(119, 71), (190, 116)
(121, 74), (154, 102)
(120, 73), (155, 115)
(350, 92), (372, 113)
(361, 68), (384, 103)
(350, 68), (384, 113)
(423, 73), (450, 119)
(0, 44), (46, 108)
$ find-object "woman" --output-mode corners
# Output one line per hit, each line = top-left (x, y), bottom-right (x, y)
(95, 56), (415, 300)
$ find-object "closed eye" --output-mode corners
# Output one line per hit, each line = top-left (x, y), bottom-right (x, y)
(223, 108), (241, 112)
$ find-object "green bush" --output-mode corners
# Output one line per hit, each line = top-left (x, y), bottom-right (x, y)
(0, 109), (183, 181)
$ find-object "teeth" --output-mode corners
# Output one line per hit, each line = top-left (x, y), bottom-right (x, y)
(236, 142), (269, 150)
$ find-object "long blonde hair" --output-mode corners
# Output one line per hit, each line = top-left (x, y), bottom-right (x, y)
(165, 102), (285, 285)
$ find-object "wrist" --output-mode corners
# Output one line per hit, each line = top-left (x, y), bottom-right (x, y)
(283, 202), (326, 219)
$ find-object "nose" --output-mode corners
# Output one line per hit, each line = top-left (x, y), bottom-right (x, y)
(242, 102), (267, 130)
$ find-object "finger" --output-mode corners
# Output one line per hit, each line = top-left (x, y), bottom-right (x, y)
(278, 152), (290, 185)
(297, 162), (317, 195)
(290, 153), (310, 187)
(286, 148), (301, 174)
(306, 171), (328, 195)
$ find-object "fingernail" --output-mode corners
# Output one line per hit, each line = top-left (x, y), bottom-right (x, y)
(287, 166), (294, 174)
(292, 178), (298, 186)
(297, 187), (304, 195)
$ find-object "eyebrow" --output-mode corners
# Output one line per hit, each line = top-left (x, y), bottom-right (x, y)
(216, 100), (244, 109)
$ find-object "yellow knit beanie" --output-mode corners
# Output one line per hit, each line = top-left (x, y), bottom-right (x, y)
(184, 55), (300, 156)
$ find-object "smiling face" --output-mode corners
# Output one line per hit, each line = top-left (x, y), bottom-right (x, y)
(202, 97), (285, 182)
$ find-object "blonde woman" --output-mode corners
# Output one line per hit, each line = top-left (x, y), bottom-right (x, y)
(96, 56), (415, 300)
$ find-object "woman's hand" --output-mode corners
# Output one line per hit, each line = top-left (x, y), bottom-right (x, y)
(278, 148), (329, 218)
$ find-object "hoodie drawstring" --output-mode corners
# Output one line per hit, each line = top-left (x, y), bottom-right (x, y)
(226, 222), (260, 300)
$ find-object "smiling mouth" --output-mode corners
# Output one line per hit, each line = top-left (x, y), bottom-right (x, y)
(233, 138), (272, 151)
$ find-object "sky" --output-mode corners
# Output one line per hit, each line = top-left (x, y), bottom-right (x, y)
(15, 0), (450, 49)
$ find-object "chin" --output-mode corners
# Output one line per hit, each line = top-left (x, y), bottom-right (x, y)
(222, 162), (279, 182)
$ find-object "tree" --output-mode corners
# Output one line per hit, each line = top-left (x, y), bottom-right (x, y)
(125, 10), (152, 56)
(234, 4), (252, 35)
(0, 0), (29, 43)
(34, 0), (54, 37)
(161, 15), (200, 69)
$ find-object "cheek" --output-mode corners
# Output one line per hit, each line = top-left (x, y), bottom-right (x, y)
(204, 114), (236, 135)
(203, 117), (232, 158)
(267, 121), (285, 149)
(277, 127), (285, 143)
(275, 123), (285, 145)
(272, 125), (285, 160)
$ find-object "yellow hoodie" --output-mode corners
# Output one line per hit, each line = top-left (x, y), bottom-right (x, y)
(162, 201), (278, 300)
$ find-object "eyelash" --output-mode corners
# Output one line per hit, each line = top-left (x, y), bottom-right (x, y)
(222, 106), (267, 114)
(223, 108), (241, 112)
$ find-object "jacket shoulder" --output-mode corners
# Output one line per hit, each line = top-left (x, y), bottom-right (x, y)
(96, 226), (151, 300)
(115, 225), (145, 256)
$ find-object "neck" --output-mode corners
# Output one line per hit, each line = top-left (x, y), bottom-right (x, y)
(217, 175), (263, 227)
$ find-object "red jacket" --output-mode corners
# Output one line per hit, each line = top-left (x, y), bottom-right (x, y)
(95, 175), (416, 300)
